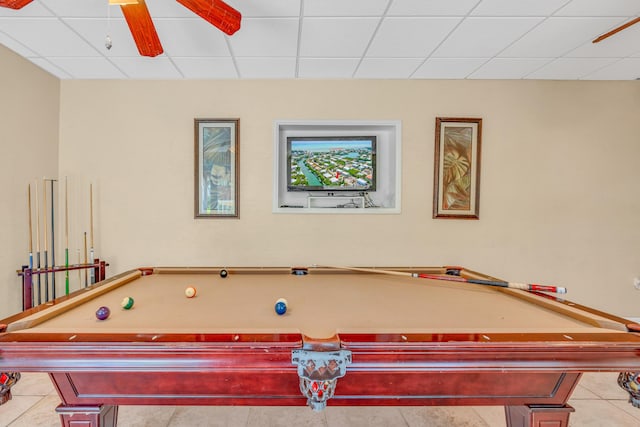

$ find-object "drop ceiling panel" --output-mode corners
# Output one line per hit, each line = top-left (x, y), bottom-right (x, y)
(366, 17), (461, 58)
(584, 57), (640, 79)
(1, 1), (639, 80)
(297, 57), (359, 78)
(412, 58), (488, 79)
(499, 17), (627, 58)
(46, 56), (125, 79)
(239, 0), (300, 17)
(527, 57), (619, 79)
(109, 56), (183, 79)
(387, 0), (478, 16)
(432, 17), (543, 58)
(154, 19), (230, 57)
(229, 18), (298, 57)
(555, 0), (640, 16)
(173, 57), (238, 79)
(356, 58), (424, 78)
(305, 0), (388, 17)
(0, 17), (99, 56)
(471, 0), (569, 16)
(235, 57), (296, 78)
(469, 57), (552, 79)
(300, 17), (379, 57)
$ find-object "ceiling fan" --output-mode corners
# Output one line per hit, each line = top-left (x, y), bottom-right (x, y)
(0, 0), (241, 57)
(593, 16), (640, 43)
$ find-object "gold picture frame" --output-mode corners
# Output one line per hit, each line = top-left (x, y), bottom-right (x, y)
(433, 117), (482, 219)
(194, 118), (240, 218)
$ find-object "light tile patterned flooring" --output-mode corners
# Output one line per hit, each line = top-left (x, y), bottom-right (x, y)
(1, 372), (640, 426)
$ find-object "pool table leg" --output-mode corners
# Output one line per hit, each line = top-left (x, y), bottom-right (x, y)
(505, 404), (574, 427)
(56, 403), (118, 427)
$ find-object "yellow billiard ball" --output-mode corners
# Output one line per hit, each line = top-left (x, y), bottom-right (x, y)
(185, 286), (197, 298)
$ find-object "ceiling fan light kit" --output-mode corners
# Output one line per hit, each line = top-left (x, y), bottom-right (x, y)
(0, 0), (242, 57)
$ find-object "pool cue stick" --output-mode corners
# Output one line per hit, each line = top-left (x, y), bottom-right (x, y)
(27, 183), (34, 307)
(64, 176), (69, 295)
(319, 265), (567, 294)
(43, 178), (49, 302)
(49, 179), (57, 299)
(89, 183), (95, 284)
(83, 232), (88, 287)
(34, 180), (41, 305)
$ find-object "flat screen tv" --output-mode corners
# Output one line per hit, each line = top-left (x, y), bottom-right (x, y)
(287, 136), (376, 192)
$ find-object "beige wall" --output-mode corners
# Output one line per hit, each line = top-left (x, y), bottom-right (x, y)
(1, 49), (638, 319)
(0, 45), (59, 317)
(55, 79), (640, 317)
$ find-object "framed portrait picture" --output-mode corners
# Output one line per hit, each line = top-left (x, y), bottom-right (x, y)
(433, 117), (482, 219)
(194, 119), (239, 218)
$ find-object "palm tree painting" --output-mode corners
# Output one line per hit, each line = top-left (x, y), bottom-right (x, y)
(433, 118), (482, 219)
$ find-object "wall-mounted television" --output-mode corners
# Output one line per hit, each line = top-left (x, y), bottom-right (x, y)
(287, 136), (376, 192)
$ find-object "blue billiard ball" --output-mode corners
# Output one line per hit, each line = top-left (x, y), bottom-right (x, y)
(274, 298), (287, 315)
(96, 306), (110, 320)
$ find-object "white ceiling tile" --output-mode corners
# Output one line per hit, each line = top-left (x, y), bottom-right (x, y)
(305, 0), (388, 17)
(471, 0), (569, 16)
(46, 56), (126, 79)
(582, 58), (640, 80)
(40, 0), (121, 18)
(297, 58), (359, 78)
(148, 1), (206, 18)
(568, 20), (640, 57)
(300, 17), (379, 57)
(388, 0), (478, 16)
(236, 0), (301, 17)
(173, 57), (238, 79)
(28, 57), (72, 78)
(356, 58), (424, 78)
(412, 58), (488, 79)
(469, 58), (553, 79)
(526, 57), (619, 79)
(499, 17), (625, 58)
(154, 19), (229, 57)
(229, 18), (298, 56)
(555, 0), (640, 16)
(109, 56), (183, 79)
(0, 18), (100, 56)
(64, 18), (140, 57)
(2, 0), (640, 80)
(366, 17), (461, 58)
(432, 17), (542, 58)
(235, 57), (296, 78)
(0, 33), (38, 57)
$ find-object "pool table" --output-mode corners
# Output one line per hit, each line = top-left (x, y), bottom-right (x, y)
(1, 266), (640, 427)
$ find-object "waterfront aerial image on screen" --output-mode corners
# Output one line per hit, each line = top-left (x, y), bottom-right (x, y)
(289, 140), (374, 189)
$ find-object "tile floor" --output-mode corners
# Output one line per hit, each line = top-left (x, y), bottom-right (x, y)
(1, 372), (640, 426)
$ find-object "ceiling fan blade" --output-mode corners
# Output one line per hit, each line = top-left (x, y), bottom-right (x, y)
(119, 0), (163, 57)
(177, 0), (241, 35)
(0, 0), (33, 9)
(593, 17), (640, 43)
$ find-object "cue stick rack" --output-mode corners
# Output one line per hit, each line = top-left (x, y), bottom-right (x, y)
(17, 177), (107, 311)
